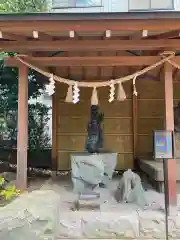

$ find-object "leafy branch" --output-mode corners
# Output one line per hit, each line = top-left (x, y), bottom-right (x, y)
(0, 176), (20, 201)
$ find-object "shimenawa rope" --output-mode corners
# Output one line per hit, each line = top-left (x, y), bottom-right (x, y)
(15, 51), (176, 88)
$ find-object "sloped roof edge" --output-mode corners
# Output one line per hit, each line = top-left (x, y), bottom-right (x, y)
(0, 11), (180, 21)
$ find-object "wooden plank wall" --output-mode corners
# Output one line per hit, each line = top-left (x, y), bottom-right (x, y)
(53, 51), (180, 170)
(55, 82), (133, 170)
(136, 79), (165, 158)
(136, 75), (180, 159)
(53, 52), (134, 170)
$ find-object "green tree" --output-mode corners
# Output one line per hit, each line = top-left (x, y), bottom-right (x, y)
(0, 0), (50, 110)
(28, 103), (51, 150)
(0, 0), (50, 13)
(0, 1), (51, 150)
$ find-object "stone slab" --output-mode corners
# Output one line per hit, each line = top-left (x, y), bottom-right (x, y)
(57, 211), (139, 239)
(138, 210), (166, 239)
(0, 190), (60, 240)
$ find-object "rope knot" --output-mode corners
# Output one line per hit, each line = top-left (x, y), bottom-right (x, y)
(160, 51), (175, 58)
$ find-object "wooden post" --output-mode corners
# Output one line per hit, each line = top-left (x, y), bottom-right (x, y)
(16, 64), (28, 190)
(164, 62), (177, 215)
(132, 90), (138, 159)
(52, 91), (57, 172)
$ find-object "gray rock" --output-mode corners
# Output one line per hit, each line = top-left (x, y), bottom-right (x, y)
(99, 152), (117, 186)
(138, 210), (166, 239)
(58, 212), (82, 239)
(139, 210), (180, 239)
(0, 190), (60, 240)
(71, 153), (104, 193)
(115, 169), (148, 208)
(81, 211), (139, 239)
(71, 152), (117, 193)
(57, 211), (139, 239)
(168, 215), (180, 238)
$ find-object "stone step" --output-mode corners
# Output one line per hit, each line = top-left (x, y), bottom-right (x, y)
(56, 211), (139, 239)
(79, 192), (100, 200)
(56, 210), (180, 239)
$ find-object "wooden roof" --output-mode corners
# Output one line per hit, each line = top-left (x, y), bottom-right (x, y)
(1, 12), (180, 80)
(1, 12), (180, 51)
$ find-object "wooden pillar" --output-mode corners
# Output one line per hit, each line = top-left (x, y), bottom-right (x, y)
(52, 91), (57, 171)
(16, 64), (28, 190)
(164, 62), (177, 215)
(132, 90), (138, 159)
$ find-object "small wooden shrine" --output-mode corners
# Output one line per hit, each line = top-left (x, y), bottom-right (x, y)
(1, 12), (180, 213)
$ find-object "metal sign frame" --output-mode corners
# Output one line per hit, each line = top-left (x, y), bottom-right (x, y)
(153, 130), (174, 160)
(153, 130), (175, 240)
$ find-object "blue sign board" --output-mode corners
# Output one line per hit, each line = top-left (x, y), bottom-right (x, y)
(154, 131), (174, 159)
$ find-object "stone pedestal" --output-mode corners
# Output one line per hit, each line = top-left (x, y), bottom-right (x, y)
(71, 152), (117, 190)
(71, 152), (117, 210)
(100, 152), (117, 185)
(71, 153), (104, 193)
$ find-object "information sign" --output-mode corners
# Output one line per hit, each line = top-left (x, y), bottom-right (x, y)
(154, 130), (174, 159)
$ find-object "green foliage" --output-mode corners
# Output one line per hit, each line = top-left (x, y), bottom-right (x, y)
(0, 102), (51, 150)
(0, 62), (46, 137)
(0, 52), (7, 61)
(0, 0), (50, 108)
(0, 176), (20, 201)
(0, 1), (51, 151)
(0, 177), (5, 185)
(28, 103), (51, 150)
(0, 0), (50, 13)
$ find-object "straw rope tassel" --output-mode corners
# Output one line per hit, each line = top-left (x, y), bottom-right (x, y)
(49, 73), (52, 81)
(133, 75), (138, 96)
(73, 82), (80, 104)
(91, 87), (98, 105)
(117, 82), (126, 101)
(46, 73), (55, 96)
(65, 85), (73, 103)
(109, 80), (115, 102)
(15, 51), (175, 88)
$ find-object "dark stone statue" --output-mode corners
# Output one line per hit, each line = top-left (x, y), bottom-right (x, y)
(85, 105), (104, 153)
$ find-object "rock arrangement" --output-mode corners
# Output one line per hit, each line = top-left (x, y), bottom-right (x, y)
(114, 169), (148, 208)
(0, 190), (60, 240)
(57, 210), (180, 239)
(1, 176), (180, 239)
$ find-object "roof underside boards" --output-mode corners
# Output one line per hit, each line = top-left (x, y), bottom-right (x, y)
(1, 12), (180, 80)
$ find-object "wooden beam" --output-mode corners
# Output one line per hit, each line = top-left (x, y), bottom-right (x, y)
(129, 30), (148, 39)
(2, 39), (180, 51)
(105, 30), (111, 38)
(1, 19), (180, 32)
(164, 62), (177, 215)
(69, 30), (76, 38)
(153, 30), (180, 39)
(16, 63), (28, 191)
(32, 31), (53, 40)
(4, 56), (180, 67)
(0, 31), (27, 41)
